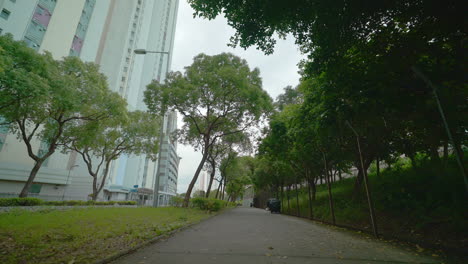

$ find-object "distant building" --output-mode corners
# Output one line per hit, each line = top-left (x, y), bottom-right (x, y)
(0, 0), (180, 204)
(197, 170), (210, 193)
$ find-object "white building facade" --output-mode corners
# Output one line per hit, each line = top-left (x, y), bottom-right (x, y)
(0, 0), (180, 204)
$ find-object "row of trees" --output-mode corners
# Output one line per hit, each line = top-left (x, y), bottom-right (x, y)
(0, 35), (161, 199)
(191, 153), (254, 203)
(144, 53), (273, 206)
(187, 0), (467, 232)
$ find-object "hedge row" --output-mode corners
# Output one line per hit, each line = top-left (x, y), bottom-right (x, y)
(0, 198), (137, 207)
(189, 197), (235, 212)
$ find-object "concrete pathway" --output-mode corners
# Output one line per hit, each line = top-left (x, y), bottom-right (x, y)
(111, 207), (441, 264)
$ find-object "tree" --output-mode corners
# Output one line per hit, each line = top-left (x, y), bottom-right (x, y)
(0, 43), (124, 197)
(67, 111), (161, 200)
(275, 85), (302, 111)
(223, 155), (254, 202)
(145, 53), (272, 206)
(205, 132), (251, 198)
(0, 34), (50, 117)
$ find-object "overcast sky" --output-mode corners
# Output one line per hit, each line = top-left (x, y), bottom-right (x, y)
(170, 1), (305, 193)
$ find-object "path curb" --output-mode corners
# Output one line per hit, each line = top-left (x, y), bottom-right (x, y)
(94, 208), (233, 264)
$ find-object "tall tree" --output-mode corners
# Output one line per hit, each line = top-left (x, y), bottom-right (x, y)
(67, 111), (161, 200)
(145, 53), (272, 206)
(0, 34), (50, 116)
(205, 132), (251, 198)
(1, 45), (124, 197)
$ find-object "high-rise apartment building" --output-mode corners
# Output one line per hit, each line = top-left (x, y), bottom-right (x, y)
(0, 0), (180, 204)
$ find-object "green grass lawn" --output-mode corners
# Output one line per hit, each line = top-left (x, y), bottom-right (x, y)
(0, 207), (211, 264)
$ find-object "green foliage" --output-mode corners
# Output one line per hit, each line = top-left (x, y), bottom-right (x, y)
(145, 53), (272, 204)
(0, 198), (43, 207)
(190, 197), (226, 212)
(0, 34), (128, 197)
(281, 156), (467, 248)
(192, 190), (206, 198)
(0, 207), (209, 264)
(67, 110), (161, 200)
(190, 197), (207, 210)
(171, 196), (184, 207)
(0, 34), (50, 114)
(221, 155), (254, 201)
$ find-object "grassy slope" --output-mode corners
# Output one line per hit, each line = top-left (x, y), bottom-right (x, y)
(281, 156), (467, 252)
(0, 207), (211, 264)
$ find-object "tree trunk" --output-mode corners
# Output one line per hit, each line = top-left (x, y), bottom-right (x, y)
(286, 185), (290, 214)
(294, 182), (300, 217)
(376, 157), (380, 177)
(221, 179), (227, 200)
(354, 165), (363, 187)
(183, 150), (209, 207)
(205, 165), (216, 198)
(215, 177), (223, 199)
(354, 158), (372, 192)
(338, 169), (342, 181)
(19, 160), (44, 197)
(307, 178), (313, 219)
(311, 180), (317, 201)
(430, 145), (440, 163)
(280, 184), (284, 212)
(92, 160), (111, 201)
(323, 154), (336, 225)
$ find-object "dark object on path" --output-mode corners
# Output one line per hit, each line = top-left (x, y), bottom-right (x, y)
(267, 198), (281, 213)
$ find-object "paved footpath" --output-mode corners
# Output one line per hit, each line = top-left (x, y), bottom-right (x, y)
(111, 207), (440, 264)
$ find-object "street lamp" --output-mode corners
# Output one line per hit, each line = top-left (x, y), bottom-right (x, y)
(62, 164), (79, 201)
(134, 48), (170, 208)
(134, 49), (169, 55)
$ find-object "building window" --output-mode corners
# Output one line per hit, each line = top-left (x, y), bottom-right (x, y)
(0, 28), (2, 34)
(32, 6), (52, 27)
(1, 9), (11, 20)
(23, 37), (40, 50)
(10, 0), (17, 3)
(29, 184), (42, 194)
(71, 35), (83, 54)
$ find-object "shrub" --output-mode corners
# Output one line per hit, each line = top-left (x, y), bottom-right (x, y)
(206, 199), (223, 212)
(65, 200), (85, 206)
(190, 197), (226, 212)
(171, 196), (184, 207)
(191, 197), (207, 210)
(44, 201), (65, 206)
(116, 201), (136, 205)
(0, 198), (43, 207)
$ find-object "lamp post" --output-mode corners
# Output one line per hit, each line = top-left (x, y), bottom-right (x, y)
(134, 48), (170, 207)
(134, 49), (169, 55)
(62, 164), (79, 201)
